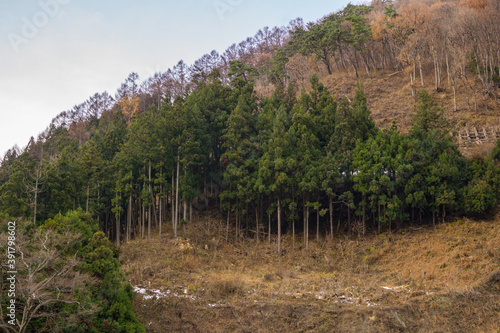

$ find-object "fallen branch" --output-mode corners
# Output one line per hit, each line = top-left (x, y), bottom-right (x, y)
(340, 88), (352, 103)
(391, 311), (407, 329)
(388, 71), (403, 77)
(224, 302), (248, 333)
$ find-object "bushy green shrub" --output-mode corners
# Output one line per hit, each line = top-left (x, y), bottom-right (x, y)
(40, 211), (145, 333)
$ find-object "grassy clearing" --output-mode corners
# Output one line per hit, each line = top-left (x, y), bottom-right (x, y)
(121, 212), (500, 332)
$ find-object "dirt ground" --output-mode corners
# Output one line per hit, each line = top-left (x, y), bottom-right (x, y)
(121, 213), (500, 332)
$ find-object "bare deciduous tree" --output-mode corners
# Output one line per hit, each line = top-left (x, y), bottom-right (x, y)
(0, 225), (96, 333)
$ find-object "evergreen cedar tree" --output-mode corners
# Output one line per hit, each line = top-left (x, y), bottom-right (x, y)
(1, 77), (497, 248)
(0, 1), (499, 329)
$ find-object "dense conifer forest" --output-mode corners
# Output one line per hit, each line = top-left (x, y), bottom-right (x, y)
(1, 0), (499, 331)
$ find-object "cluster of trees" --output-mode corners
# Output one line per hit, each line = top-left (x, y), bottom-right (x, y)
(1, 66), (498, 253)
(40, 0), (498, 134)
(0, 1), (499, 251)
(287, 0), (500, 105)
(0, 210), (144, 333)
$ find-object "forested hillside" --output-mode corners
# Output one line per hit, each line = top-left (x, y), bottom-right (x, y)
(1, 0), (499, 247)
(1, 1), (500, 330)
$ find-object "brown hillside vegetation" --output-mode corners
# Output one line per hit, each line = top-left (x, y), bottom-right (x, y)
(320, 70), (499, 133)
(318, 70), (500, 158)
(121, 213), (500, 332)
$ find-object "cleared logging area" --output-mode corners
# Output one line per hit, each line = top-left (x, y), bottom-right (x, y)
(121, 212), (500, 332)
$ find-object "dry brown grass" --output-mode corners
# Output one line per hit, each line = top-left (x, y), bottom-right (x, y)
(321, 69), (500, 135)
(121, 212), (500, 332)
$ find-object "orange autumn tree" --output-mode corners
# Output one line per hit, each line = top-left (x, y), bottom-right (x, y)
(117, 94), (140, 125)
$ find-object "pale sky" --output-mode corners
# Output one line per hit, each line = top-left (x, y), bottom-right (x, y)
(0, 0), (355, 157)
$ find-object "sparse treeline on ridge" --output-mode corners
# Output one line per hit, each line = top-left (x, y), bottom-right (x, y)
(1, 0), (499, 249)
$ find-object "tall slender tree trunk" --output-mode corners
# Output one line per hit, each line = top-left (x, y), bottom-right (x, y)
(352, 54), (359, 78)
(148, 205), (151, 240)
(159, 170), (162, 240)
(452, 77), (458, 111)
(347, 205), (351, 232)
(128, 171), (132, 242)
(338, 40), (346, 69)
(148, 160), (155, 236)
(183, 200), (187, 240)
(316, 208), (320, 243)
(33, 173), (39, 225)
(322, 50), (332, 75)
(172, 168), (175, 233)
(175, 151), (180, 238)
(442, 204), (446, 224)
(362, 52), (372, 78)
(303, 203), (306, 246)
(306, 205), (310, 250)
(378, 203), (381, 235)
(235, 213), (239, 243)
(116, 192), (120, 247)
(329, 196), (333, 239)
(445, 48), (451, 88)
(277, 198), (281, 256)
(141, 187), (145, 239)
(255, 206), (259, 243)
(386, 205), (390, 232)
(268, 213), (271, 244)
(245, 209), (249, 236)
(226, 208), (230, 242)
(418, 53), (424, 85)
(410, 66), (416, 97)
(159, 191), (162, 239)
(434, 55), (439, 91)
(362, 195), (366, 236)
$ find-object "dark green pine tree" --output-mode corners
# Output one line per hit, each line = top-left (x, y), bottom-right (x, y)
(289, 20), (337, 75)
(408, 89), (464, 225)
(0, 151), (33, 218)
(288, 89), (322, 248)
(462, 152), (499, 216)
(256, 104), (294, 255)
(79, 140), (105, 217)
(189, 71), (235, 202)
(90, 109), (129, 234)
(410, 89), (447, 139)
(329, 83), (376, 233)
(221, 94), (257, 241)
(41, 140), (84, 221)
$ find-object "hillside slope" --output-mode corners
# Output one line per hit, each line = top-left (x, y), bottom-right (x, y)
(305, 69), (499, 157)
(121, 213), (500, 332)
